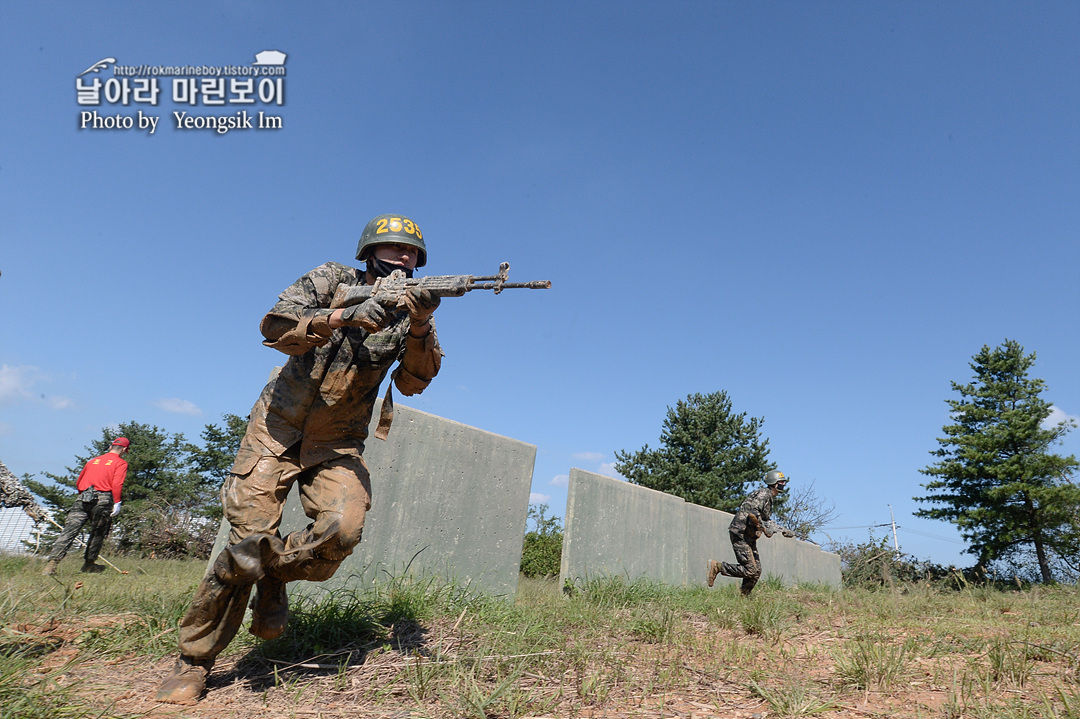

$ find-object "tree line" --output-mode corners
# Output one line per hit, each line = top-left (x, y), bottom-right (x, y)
(23, 414), (248, 559)
(20, 339), (1078, 583)
(613, 390), (838, 543)
(609, 339), (1078, 583)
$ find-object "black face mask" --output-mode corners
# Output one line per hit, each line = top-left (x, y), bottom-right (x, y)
(366, 257), (414, 279)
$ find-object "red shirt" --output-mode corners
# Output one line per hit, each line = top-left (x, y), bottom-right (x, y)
(75, 451), (128, 503)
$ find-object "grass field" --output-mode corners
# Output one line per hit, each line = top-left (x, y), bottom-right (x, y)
(2, 554), (1079, 718)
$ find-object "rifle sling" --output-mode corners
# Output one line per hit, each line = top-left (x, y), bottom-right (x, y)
(374, 376), (395, 441)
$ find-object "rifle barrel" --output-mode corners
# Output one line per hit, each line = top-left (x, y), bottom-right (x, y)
(468, 281), (552, 290)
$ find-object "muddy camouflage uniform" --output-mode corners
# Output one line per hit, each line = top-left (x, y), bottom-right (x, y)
(720, 486), (780, 596)
(173, 260), (442, 670)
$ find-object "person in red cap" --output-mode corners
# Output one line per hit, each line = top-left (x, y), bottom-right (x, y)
(42, 437), (130, 575)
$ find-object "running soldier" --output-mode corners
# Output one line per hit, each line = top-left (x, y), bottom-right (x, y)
(156, 214), (443, 703)
(707, 470), (795, 596)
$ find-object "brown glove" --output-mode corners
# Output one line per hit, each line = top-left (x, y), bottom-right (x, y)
(401, 287), (440, 325)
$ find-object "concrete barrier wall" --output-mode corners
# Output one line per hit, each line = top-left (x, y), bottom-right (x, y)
(560, 469), (841, 590)
(210, 400), (536, 599)
(561, 471), (687, 586)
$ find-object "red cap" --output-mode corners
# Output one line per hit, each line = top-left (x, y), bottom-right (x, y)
(110, 437), (130, 448)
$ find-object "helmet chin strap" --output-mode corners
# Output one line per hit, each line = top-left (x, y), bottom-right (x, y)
(366, 257), (414, 279)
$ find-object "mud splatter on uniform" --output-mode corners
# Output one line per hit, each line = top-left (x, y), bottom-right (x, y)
(176, 261), (442, 663)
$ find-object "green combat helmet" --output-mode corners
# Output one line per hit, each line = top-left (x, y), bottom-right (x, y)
(356, 214), (427, 268)
(764, 470), (788, 486)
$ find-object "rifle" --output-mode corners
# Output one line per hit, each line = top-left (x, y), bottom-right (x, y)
(745, 514), (795, 540)
(330, 262), (551, 310)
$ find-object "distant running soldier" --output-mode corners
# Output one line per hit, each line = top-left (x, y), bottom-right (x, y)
(707, 470), (795, 596)
(42, 437), (129, 575)
(156, 213), (443, 704)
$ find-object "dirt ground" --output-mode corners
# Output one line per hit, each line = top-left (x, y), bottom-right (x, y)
(24, 611), (1057, 719)
(82, 653), (935, 719)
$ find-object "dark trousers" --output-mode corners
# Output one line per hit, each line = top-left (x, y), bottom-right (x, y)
(48, 490), (113, 564)
(721, 530), (762, 595)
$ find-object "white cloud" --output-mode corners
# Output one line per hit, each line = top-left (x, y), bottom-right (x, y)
(597, 462), (624, 479)
(0, 365), (73, 410)
(0, 364), (37, 404)
(45, 395), (74, 410)
(1044, 405), (1079, 430)
(154, 398), (203, 416)
(572, 451), (605, 462)
(551, 474), (569, 487)
(529, 492), (550, 505)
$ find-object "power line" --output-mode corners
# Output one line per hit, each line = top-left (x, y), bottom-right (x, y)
(895, 526), (966, 544)
(820, 522), (967, 545)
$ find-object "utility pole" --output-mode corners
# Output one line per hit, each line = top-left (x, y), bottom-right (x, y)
(888, 504), (900, 553)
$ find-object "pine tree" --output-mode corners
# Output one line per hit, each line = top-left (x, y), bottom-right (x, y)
(614, 391), (774, 513)
(915, 340), (1079, 582)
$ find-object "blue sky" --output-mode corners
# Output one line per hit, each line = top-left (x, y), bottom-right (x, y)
(1, 2), (1077, 569)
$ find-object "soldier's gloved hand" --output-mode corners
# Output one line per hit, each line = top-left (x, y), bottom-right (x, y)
(401, 288), (440, 324)
(111, 502), (122, 517)
(782, 529), (795, 538)
(340, 298), (396, 333)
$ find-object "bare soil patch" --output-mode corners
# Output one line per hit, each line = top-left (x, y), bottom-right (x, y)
(24, 608), (1072, 719)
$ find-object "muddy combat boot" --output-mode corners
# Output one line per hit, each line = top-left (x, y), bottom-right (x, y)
(155, 655), (212, 704)
(706, 560), (721, 587)
(42, 560), (58, 576)
(249, 575), (289, 640)
(80, 562), (106, 573)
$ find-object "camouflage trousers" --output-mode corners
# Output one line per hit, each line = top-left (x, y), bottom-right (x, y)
(721, 530), (762, 596)
(47, 490), (113, 564)
(176, 447), (372, 663)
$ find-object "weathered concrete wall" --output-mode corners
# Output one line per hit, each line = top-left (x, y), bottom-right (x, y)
(561, 471), (687, 586)
(210, 400), (536, 599)
(684, 501), (742, 591)
(560, 469), (842, 590)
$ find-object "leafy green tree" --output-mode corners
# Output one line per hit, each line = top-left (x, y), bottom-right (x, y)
(915, 340), (1079, 583)
(520, 504), (563, 578)
(614, 391), (774, 513)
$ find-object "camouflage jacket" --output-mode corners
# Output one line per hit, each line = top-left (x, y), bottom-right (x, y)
(728, 486), (779, 539)
(232, 261), (442, 472)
